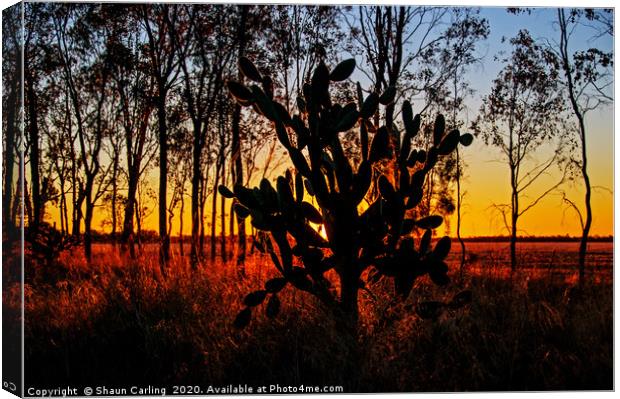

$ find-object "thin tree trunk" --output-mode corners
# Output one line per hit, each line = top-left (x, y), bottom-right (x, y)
(510, 167), (518, 272)
(111, 152), (119, 245)
(157, 94), (170, 272)
(558, 9), (592, 286)
(84, 186), (94, 262)
(190, 123), (202, 268)
(71, 168), (80, 235)
(62, 190), (69, 236)
(122, 170), (139, 258)
(199, 182), (206, 256)
(3, 78), (18, 232)
(232, 5), (249, 266)
(229, 199), (235, 245)
(211, 163), (221, 261)
(199, 165), (209, 257)
(179, 190), (184, 257)
(26, 73), (41, 229)
(452, 69), (466, 282)
(220, 165), (227, 263)
(73, 192), (83, 237)
(58, 179), (66, 235)
(11, 173), (22, 227)
(577, 126), (592, 285)
(456, 147), (466, 281)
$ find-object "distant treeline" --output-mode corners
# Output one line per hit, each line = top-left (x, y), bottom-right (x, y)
(80, 230), (613, 244)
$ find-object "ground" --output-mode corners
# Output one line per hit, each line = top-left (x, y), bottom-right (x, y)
(3, 240), (613, 392)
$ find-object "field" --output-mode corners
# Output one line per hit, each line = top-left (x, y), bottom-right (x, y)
(3, 240), (612, 392)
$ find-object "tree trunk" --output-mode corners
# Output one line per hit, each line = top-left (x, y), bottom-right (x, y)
(12, 171), (23, 227)
(26, 73), (41, 229)
(58, 178), (67, 235)
(510, 213), (517, 272)
(229, 200), (235, 244)
(456, 147), (466, 281)
(73, 191), (84, 237)
(199, 165), (209, 257)
(190, 124), (201, 268)
(220, 168), (227, 263)
(577, 127), (592, 286)
(510, 173), (518, 272)
(199, 183), (206, 256)
(211, 163), (221, 261)
(111, 153), (119, 245)
(121, 168), (139, 258)
(3, 76), (18, 232)
(558, 9), (592, 286)
(179, 191), (184, 257)
(340, 274), (360, 326)
(135, 199), (142, 246)
(157, 94), (170, 272)
(84, 184), (94, 262)
(71, 143), (80, 236)
(232, 5), (249, 267)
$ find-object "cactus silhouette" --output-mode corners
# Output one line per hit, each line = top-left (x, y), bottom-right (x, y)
(223, 57), (474, 329)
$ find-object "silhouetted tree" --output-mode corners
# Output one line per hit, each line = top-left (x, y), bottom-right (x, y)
(169, 4), (236, 268)
(24, 3), (54, 229)
(348, 6), (488, 223)
(231, 5), (249, 269)
(141, 4), (181, 271)
(53, 4), (118, 261)
(555, 8), (613, 285)
(2, 5), (22, 233)
(472, 31), (568, 271)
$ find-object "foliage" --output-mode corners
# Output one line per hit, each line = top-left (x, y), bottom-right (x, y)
(471, 30), (568, 271)
(553, 7), (613, 285)
(222, 57), (474, 328)
(12, 244), (613, 391)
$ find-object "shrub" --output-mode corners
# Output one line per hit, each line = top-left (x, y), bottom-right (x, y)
(222, 57), (473, 329)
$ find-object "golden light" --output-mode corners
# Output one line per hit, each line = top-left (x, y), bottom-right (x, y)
(309, 222), (328, 241)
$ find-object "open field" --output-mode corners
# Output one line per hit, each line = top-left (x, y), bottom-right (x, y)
(449, 242), (613, 284)
(2, 240), (613, 392)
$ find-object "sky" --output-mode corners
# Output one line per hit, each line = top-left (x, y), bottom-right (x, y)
(450, 7), (614, 237)
(41, 2), (614, 238)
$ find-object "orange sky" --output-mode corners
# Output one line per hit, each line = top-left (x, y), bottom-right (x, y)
(45, 102), (613, 238)
(450, 106), (613, 237)
(42, 6), (614, 239)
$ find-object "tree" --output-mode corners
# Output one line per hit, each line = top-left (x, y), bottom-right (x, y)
(168, 4), (236, 268)
(448, 65), (475, 280)
(347, 6), (488, 226)
(349, 6), (488, 123)
(24, 3), (54, 229)
(265, 5), (348, 110)
(53, 4), (118, 261)
(555, 8), (613, 285)
(471, 31), (567, 271)
(141, 4), (181, 271)
(231, 6), (249, 269)
(43, 87), (74, 236)
(2, 4), (22, 233)
(106, 7), (158, 258)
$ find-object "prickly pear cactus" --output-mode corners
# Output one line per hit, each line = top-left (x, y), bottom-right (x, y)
(223, 57), (474, 329)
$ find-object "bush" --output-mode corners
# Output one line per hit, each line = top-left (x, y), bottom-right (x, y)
(223, 57), (474, 329)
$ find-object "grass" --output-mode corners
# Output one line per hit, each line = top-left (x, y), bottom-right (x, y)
(4, 242), (613, 391)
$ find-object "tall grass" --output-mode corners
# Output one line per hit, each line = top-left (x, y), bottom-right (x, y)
(5, 243), (612, 391)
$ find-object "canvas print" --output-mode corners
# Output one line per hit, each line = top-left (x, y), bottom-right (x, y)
(1, 1), (614, 396)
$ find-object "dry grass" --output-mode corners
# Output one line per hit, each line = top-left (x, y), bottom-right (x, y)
(4, 242), (612, 391)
